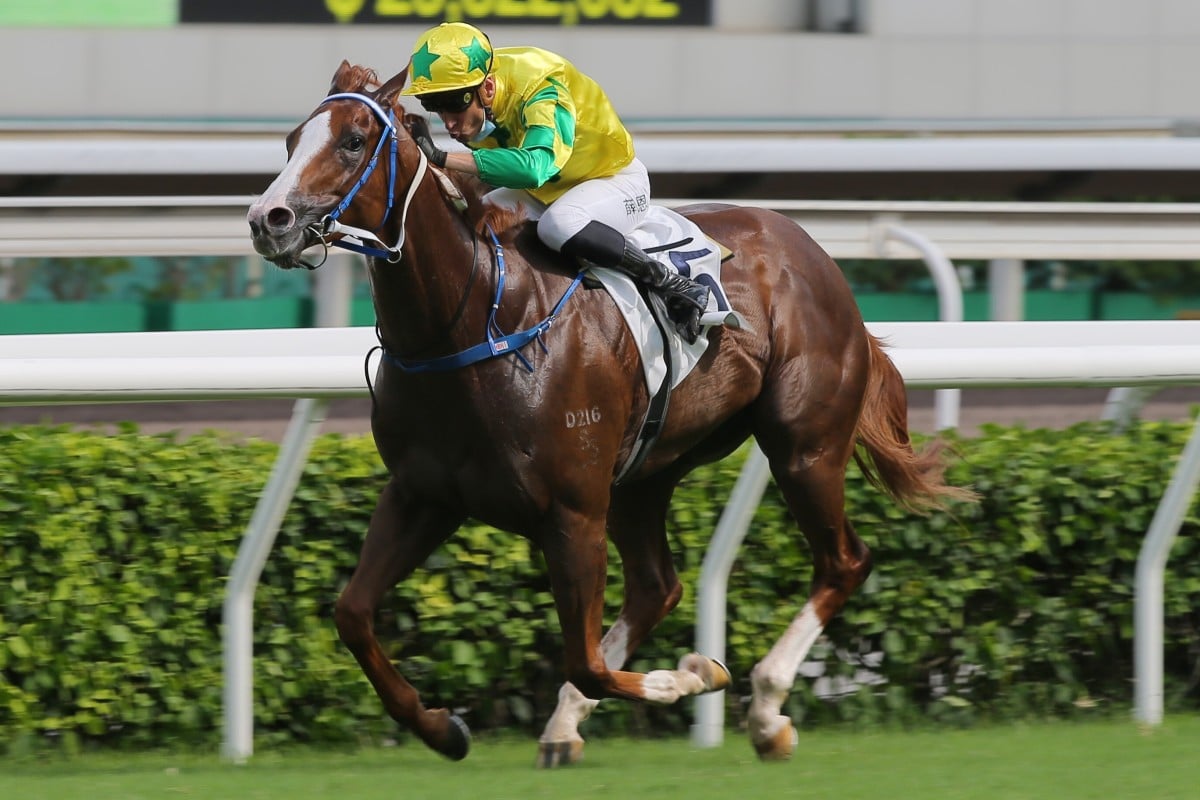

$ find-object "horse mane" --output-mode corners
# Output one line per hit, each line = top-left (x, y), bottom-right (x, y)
(475, 196), (531, 239)
(401, 112), (534, 240)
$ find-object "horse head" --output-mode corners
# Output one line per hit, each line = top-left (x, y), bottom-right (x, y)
(247, 61), (417, 269)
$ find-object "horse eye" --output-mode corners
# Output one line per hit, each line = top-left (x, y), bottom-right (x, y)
(345, 135), (366, 152)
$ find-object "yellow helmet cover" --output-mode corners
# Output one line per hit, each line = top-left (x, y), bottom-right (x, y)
(402, 22), (494, 96)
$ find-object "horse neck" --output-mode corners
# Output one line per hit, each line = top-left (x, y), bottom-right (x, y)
(367, 178), (487, 354)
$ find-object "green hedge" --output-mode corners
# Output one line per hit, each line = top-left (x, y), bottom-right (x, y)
(1, 420), (1198, 752)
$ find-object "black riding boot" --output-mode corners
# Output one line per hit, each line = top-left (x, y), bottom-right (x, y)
(561, 221), (711, 344)
(616, 241), (709, 343)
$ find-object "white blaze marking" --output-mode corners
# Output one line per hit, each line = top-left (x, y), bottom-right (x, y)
(248, 111), (333, 220)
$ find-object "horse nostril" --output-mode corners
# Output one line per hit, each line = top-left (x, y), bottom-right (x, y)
(248, 219), (262, 237)
(266, 206), (297, 233)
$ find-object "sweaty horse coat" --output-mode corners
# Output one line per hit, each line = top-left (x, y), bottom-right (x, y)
(246, 60), (973, 766)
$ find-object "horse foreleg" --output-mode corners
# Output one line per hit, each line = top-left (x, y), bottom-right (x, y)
(538, 480), (686, 767)
(538, 622), (728, 767)
(536, 624), (624, 768)
(748, 458), (871, 761)
(539, 508), (729, 757)
(333, 479), (468, 759)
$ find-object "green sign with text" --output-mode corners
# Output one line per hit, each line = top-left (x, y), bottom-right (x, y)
(0, 0), (173, 27)
(180, 0), (710, 26)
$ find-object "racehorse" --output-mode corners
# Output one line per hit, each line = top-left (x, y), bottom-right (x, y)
(246, 61), (973, 766)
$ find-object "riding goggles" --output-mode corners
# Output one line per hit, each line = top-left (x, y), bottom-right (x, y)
(418, 87), (476, 114)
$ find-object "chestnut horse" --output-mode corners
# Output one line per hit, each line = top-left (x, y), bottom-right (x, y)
(247, 61), (971, 766)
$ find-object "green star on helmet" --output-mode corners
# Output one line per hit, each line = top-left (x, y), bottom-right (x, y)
(411, 41), (440, 82)
(461, 37), (491, 77)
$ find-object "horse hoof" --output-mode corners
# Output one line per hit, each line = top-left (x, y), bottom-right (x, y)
(707, 657), (733, 692)
(536, 739), (584, 768)
(437, 713), (472, 761)
(679, 652), (733, 693)
(752, 721), (798, 762)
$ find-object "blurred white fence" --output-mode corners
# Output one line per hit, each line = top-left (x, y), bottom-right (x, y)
(5, 195), (1200, 260)
(6, 194), (1200, 431)
(7, 134), (1200, 178)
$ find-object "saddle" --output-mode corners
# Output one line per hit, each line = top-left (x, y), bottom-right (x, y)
(583, 206), (749, 481)
(439, 171), (749, 479)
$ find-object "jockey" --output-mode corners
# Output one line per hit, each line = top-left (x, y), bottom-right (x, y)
(400, 22), (710, 343)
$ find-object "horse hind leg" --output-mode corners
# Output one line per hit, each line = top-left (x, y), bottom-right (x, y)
(747, 452), (872, 761)
(537, 477), (729, 768)
(333, 478), (468, 759)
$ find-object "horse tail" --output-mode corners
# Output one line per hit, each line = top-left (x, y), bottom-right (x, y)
(852, 333), (978, 512)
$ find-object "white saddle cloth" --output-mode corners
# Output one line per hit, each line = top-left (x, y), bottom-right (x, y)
(588, 206), (749, 394)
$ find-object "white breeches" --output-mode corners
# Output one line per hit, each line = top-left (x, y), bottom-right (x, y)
(483, 158), (651, 252)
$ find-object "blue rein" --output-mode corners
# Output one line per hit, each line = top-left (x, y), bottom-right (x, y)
(318, 92), (583, 374)
(386, 228), (584, 373)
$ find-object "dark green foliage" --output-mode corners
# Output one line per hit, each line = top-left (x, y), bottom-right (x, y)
(1, 421), (1198, 752)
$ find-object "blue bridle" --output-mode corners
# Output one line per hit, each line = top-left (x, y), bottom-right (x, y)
(309, 92), (583, 374)
(306, 92), (428, 265)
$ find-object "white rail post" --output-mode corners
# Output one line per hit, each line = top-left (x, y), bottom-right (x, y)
(222, 253), (351, 762)
(692, 444), (772, 747)
(221, 397), (328, 762)
(879, 223), (964, 431)
(1102, 386), (1159, 430)
(0, 256), (13, 300)
(313, 253), (355, 328)
(1133, 411), (1200, 726)
(987, 258), (1025, 321)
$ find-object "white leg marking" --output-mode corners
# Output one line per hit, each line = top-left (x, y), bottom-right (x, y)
(748, 602), (824, 742)
(538, 619), (631, 743)
(247, 111), (332, 219)
(539, 682), (600, 744)
(641, 668), (706, 705)
(600, 619), (631, 671)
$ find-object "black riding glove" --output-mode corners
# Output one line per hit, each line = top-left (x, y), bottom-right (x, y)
(415, 135), (448, 168)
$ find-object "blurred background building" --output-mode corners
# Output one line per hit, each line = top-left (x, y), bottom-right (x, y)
(5, 1), (1200, 130)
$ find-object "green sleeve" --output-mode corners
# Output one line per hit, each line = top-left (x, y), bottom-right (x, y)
(472, 125), (559, 189)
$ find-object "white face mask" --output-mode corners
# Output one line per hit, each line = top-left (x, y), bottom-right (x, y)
(472, 119), (496, 143)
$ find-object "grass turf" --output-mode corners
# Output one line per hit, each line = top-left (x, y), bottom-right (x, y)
(2, 716), (1197, 800)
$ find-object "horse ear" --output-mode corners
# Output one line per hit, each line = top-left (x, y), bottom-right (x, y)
(329, 59), (356, 95)
(375, 66), (410, 110)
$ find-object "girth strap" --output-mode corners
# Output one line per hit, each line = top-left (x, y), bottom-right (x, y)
(614, 291), (675, 484)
